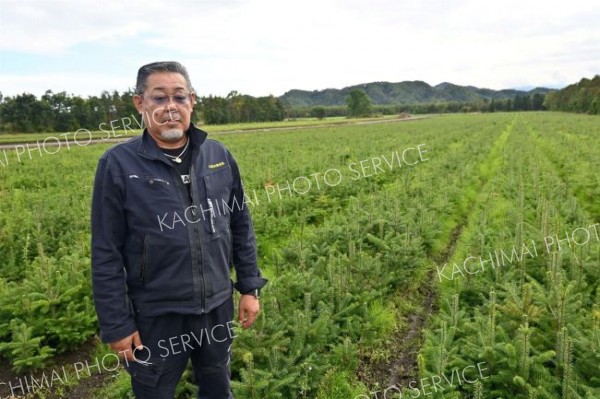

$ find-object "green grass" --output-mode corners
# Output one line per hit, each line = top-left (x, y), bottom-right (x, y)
(0, 114), (408, 145)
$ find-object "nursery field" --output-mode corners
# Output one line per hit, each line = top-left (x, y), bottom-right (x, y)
(0, 112), (598, 398)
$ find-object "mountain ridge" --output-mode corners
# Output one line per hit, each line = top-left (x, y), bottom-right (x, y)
(279, 80), (554, 107)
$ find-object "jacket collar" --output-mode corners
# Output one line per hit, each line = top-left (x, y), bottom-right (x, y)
(137, 123), (208, 160)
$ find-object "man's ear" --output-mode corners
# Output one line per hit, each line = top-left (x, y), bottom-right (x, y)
(133, 95), (144, 113)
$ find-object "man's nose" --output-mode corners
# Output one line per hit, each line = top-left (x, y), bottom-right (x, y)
(165, 98), (178, 110)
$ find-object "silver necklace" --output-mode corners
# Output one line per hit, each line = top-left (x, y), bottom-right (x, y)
(163, 139), (189, 164)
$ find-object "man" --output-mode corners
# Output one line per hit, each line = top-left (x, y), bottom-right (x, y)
(91, 61), (267, 398)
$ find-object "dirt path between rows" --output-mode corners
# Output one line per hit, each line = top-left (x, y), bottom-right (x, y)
(387, 223), (463, 389)
(363, 117), (515, 394)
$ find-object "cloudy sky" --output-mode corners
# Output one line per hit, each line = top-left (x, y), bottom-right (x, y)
(0, 0), (598, 99)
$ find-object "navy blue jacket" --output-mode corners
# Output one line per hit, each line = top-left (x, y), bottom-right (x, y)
(91, 124), (267, 343)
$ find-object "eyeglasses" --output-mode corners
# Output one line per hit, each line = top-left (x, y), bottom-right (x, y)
(143, 93), (193, 106)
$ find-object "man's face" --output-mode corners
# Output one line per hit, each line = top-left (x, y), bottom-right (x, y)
(133, 72), (196, 147)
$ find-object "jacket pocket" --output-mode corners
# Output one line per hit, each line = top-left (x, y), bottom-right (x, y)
(125, 357), (166, 388)
(202, 167), (233, 237)
(203, 231), (233, 297)
(124, 174), (175, 219)
(125, 235), (147, 287)
(135, 236), (195, 303)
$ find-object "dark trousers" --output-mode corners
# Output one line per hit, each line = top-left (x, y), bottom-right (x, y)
(125, 297), (235, 399)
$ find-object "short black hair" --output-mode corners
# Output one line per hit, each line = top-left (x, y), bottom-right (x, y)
(136, 61), (193, 94)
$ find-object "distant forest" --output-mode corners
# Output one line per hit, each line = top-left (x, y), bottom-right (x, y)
(0, 90), (286, 133)
(280, 80), (553, 107)
(543, 75), (599, 114)
(0, 76), (597, 133)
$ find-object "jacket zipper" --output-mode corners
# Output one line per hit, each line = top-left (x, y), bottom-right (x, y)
(137, 144), (206, 313)
(189, 163), (206, 313)
(140, 235), (147, 284)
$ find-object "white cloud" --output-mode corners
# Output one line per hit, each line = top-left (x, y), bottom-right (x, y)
(0, 0), (598, 97)
(0, 72), (132, 98)
(0, 2), (149, 54)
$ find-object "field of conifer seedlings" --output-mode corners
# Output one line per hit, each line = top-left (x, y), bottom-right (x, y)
(0, 112), (598, 398)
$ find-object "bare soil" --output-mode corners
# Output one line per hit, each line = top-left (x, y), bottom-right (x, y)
(358, 223), (464, 392)
(0, 337), (117, 399)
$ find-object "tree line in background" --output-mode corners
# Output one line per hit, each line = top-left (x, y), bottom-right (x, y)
(0, 76), (597, 133)
(543, 75), (599, 114)
(0, 89), (287, 133)
(200, 91), (285, 124)
(0, 90), (546, 133)
(0, 90), (139, 133)
(300, 89), (547, 119)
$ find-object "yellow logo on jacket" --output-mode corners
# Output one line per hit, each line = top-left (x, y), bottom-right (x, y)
(208, 161), (225, 169)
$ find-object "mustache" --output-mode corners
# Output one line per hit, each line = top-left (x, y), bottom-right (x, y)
(162, 112), (181, 123)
